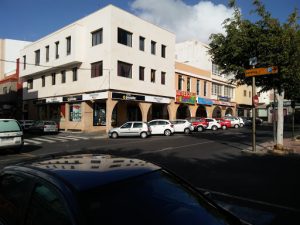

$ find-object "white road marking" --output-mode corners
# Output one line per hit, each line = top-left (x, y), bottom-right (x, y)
(32, 137), (55, 143)
(24, 139), (42, 145)
(66, 135), (89, 140)
(42, 136), (68, 142)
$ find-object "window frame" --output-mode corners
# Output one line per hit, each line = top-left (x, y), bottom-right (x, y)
(139, 66), (145, 81)
(41, 75), (45, 87)
(91, 61), (103, 78)
(61, 70), (66, 83)
(161, 71), (166, 85)
(161, 45), (166, 58)
(66, 36), (71, 55)
(92, 29), (103, 46)
(35, 49), (40, 66)
(151, 41), (156, 55)
(139, 36), (145, 51)
(45, 45), (49, 62)
(150, 69), (156, 83)
(117, 28), (132, 47)
(27, 79), (33, 89)
(51, 73), (56, 85)
(72, 67), (78, 82)
(117, 61), (132, 78)
(55, 41), (59, 59)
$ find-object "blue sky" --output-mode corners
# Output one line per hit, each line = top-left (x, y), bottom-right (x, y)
(0, 0), (298, 42)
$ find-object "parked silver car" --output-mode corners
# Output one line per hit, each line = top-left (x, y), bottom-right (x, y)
(148, 119), (175, 136)
(109, 121), (151, 139)
(28, 120), (59, 134)
(171, 119), (193, 134)
(19, 120), (35, 130)
(0, 119), (24, 153)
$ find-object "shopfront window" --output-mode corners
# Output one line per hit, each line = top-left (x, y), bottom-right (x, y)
(93, 103), (106, 126)
(70, 103), (81, 122)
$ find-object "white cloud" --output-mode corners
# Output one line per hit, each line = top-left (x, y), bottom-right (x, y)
(130, 0), (234, 43)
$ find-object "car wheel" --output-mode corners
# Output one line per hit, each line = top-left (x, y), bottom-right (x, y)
(140, 132), (148, 139)
(212, 125), (218, 131)
(111, 132), (118, 139)
(184, 128), (190, 134)
(234, 124), (239, 128)
(164, 129), (171, 136)
(197, 126), (203, 132)
(240, 124), (244, 128)
(222, 125), (227, 130)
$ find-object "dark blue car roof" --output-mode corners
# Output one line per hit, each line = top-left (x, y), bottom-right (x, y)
(10, 154), (161, 191)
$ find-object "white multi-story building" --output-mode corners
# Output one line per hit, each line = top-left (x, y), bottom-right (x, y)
(20, 5), (175, 132)
(176, 40), (236, 117)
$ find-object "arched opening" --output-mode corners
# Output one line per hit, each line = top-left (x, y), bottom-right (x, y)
(147, 104), (169, 121)
(212, 106), (222, 118)
(225, 108), (233, 116)
(196, 105), (207, 118)
(111, 101), (142, 127)
(176, 104), (191, 119)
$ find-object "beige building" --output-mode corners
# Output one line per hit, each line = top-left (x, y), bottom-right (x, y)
(235, 84), (252, 117)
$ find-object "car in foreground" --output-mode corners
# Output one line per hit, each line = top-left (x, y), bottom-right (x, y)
(0, 119), (24, 153)
(0, 153), (250, 225)
(148, 119), (175, 136)
(171, 119), (193, 134)
(204, 118), (221, 131)
(28, 120), (59, 134)
(108, 121), (151, 138)
(188, 117), (208, 132)
(215, 118), (231, 130)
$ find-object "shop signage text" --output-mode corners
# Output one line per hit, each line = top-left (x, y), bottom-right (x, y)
(176, 90), (196, 105)
(112, 92), (145, 101)
(218, 96), (230, 102)
(62, 95), (82, 102)
(197, 97), (213, 106)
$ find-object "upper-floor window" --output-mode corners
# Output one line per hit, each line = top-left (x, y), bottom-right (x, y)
(139, 66), (145, 81)
(66, 36), (71, 55)
(139, 36), (145, 51)
(23, 55), (26, 70)
(187, 77), (191, 92)
(151, 41), (156, 55)
(41, 76), (45, 87)
(51, 73), (56, 85)
(204, 81), (207, 96)
(91, 61), (103, 78)
(45, 46), (49, 62)
(118, 28), (132, 47)
(196, 80), (200, 95)
(151, 69), (156, 83)
(243, 90), (247, 97)
(212, 83), (222, 96)
(249, 91), (251, 98)
(92, 29), (103, 46)
(224, 86), (233, 98)
(178, 75), (183, 90)
(61, 70), (66, 83)
(55, 41), (59, 59)
(212, 63), (221, 76)
(161, 72), (166, 85)
(35, 50), (40, 66)
(27, 79), (33, 89)
(72, 67), (78, 81)
(117, 61), (132, 78)
(161, 45), (166, 58)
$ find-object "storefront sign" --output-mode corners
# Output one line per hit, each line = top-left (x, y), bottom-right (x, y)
(83, 92), (108, 101)
(197, 97), (213, 106)
(33, 99), (46, 105)
(63, 95), (82, 102)
(212, 100), (234, 107)
(145, 96), (171, 104)
(112, 92), (145, 101)
(218, 96), (230, 102)
(176, 90), (196, 104)
(46, 97), (63, 103)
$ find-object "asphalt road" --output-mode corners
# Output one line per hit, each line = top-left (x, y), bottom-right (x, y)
(0, 127), (299, 224)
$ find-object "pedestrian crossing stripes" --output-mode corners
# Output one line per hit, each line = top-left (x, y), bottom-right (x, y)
(24, 135), (100, 146)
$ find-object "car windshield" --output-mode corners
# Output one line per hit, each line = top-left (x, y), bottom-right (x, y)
(0, 120), (21, 132)
(79, 171), (231, 225)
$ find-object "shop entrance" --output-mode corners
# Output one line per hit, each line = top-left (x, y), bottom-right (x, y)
(147, 104), (169, 120)
(112, 101), (142, 127)
(225, 108), (233, 116)
(176, 104), (191, 119)
(212, 106), (222, 118)
(196, 105), (207, 118)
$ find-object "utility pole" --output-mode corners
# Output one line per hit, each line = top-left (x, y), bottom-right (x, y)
(249, 57), (257, 152)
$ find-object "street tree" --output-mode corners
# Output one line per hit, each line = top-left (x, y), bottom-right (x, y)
(209, 0), (300, 150)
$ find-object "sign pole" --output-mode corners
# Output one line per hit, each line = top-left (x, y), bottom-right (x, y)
(252, 76), (256, 152)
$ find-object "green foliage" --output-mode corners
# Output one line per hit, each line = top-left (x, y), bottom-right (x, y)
(209, 0), (300, 100)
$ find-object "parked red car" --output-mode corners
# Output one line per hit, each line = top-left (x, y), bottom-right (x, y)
(215, 118), (231, 130)
(187, 117), (208, 132)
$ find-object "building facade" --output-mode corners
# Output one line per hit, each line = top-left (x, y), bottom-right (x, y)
(20, 5), (175, 132)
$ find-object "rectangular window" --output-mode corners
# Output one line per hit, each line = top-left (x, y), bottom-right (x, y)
(51, 73), (56, 85)
(91, 61), (103, 78)
(35, 50), (40, 66)
(55, 41), (59, 59)
(244, 90), (247, 97)
(45, 46), (49, 62)
(70, 103), (81, 122)
(204, 81), (207, 96)
(23, 55), (26, 70)
(92, 29), (103, 46)
(61, 70), (66, 83)
(161, 72), (166, 85)
(41, 76), (45, 87)
(93, 103), (106, 126)
(139, 36), (145, 51)
(66, 36), (71, 55)
(151, 41), (156, 55)
(118, 28), (132, 47)
(249, 91), (251, 98)
(117, 61), (132, 78)
(161, 45), (166, 58)
(196, 80), (200, 95)
(72, 67), (78, 81)
(139, 66), (145, 81)
(151, 69), (156, 83)
(187, 77), (191, 92)
(27, 79), (33, 89)
(212, 63), (221, 76)
(3, 87), (7, 94)
(178, 75), (182, 90)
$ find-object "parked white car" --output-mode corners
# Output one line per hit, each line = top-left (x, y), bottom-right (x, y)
(171, 119), (193, 134)
(204, 118), (221, 131)
(0, 119), (24, 153)
(224, 117), (240, 128)
(148, 119), (175, 136)
(109, 121), (151, 138)
(236, 117), (245, 127)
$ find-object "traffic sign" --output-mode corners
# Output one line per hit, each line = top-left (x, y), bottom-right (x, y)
(253, 95), (259, 107)
(245, 66), (278, 77)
